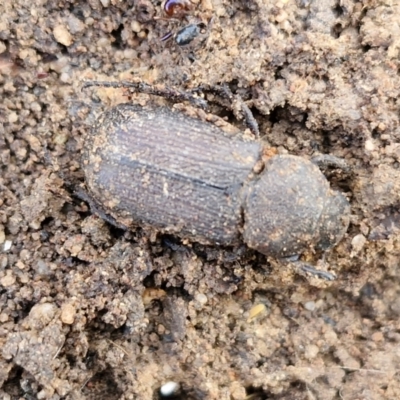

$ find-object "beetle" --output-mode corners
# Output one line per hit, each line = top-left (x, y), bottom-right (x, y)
(81, 90), (350, 263)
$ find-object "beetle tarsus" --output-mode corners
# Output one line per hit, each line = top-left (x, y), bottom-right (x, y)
(294, 261), (337, 281)
(191, 83), (260, 137)
(311, 154), (351, 174)
(221, 84), (260, 138)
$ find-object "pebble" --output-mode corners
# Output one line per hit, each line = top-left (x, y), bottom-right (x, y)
(8, 112), (18, 123)
(28, 303), (58, 330)
(247, 303), (267, 322)
(371, 331), (383, 342)
(61, 303), (76, 325)
(365, 139), (375, 151)
(195, 293), (208, 305)
(304, 301), (316, 311)
(304, 343), (319, 359)
(351, 234), (366, 255)
(131, 20), (142, 33)
(53, 25), (73, 46)
(0, 40), (6, 54)
(0, 271), (16, 287)
(160, 381), (180, 397)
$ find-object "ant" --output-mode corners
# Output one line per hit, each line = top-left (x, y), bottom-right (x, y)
(163, 0), (193, 19)
(158, 0), (211, 47)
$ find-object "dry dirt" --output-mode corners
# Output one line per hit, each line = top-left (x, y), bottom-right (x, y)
(1, 0), (400, 399)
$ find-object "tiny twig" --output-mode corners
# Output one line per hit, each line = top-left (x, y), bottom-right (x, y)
(53, 339), (65, 360)
(337, 365), (397, 374)
(80, 376), (92, 391)
(107, 339), (131, 357)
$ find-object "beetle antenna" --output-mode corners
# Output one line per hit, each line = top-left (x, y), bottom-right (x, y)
(82, 80), (209, 110)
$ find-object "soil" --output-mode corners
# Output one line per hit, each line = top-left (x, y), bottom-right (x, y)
(1, 0), (400, 399)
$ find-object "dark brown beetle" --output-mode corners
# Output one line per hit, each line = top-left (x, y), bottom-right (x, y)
(82, 102), (350, 260)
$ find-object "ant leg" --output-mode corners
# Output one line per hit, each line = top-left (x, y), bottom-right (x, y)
(82, 80), (209, 110)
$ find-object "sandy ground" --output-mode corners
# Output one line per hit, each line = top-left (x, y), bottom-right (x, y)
(1, 0), (400, 399)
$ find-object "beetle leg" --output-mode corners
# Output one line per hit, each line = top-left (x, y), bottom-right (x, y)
(283, 255), (337, 280)
(74, 187), (129, 231)
(293, 261), (337, 281)
(191, 83), (260, 137)
(221, 84), (260, 138)
(84, 80), (260, 136)
(311, 154), (351, 174)
(82, 80), (209, 110)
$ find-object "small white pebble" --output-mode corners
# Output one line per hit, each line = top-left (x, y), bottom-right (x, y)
(123, 48), (138, 60)
(0, 271), (15, 287)
(304, 343), (319, 359)
(53, 25), (73, 47)
(351, 234), (366, 255)
(195, 293), (208, 305)
(61, 303), (76, 325)
(160, 381), (180, 397)
(365, 139), (375, 152)
(0, 40), (6, 54)
(60, 72), (71, 83)
(304, 301), (316, 311)
(97, 37), (110, 48)
(131, 20), (142, 33)
(8, 112), (18, 124)
(3, 240), (12, 252)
